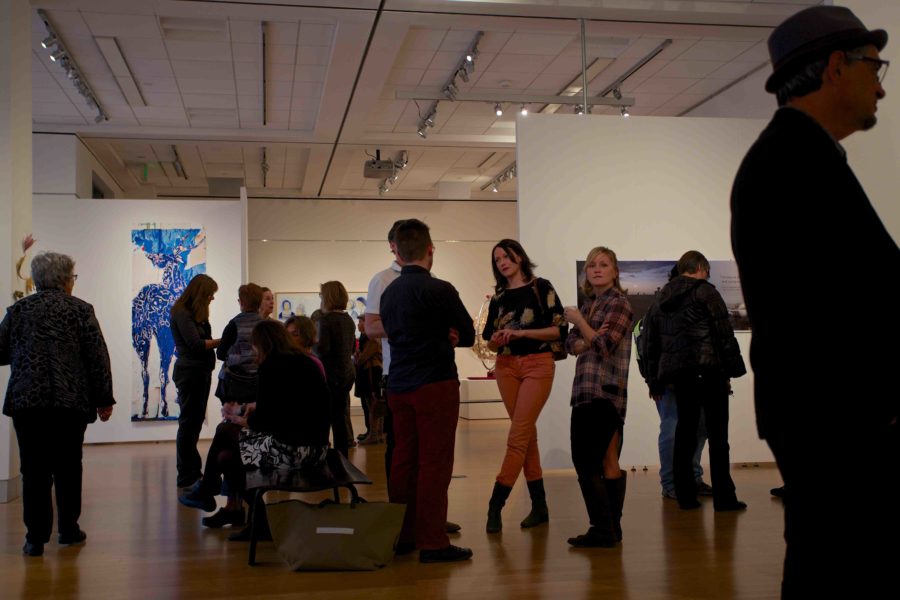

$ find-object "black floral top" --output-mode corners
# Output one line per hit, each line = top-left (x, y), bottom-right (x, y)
(482, 278), (567, 356)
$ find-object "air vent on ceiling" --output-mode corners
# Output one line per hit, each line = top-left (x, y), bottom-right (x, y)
(159, 17), (227, 42)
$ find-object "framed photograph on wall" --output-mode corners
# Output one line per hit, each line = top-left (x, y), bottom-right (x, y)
(275, 291), (368, 337)
(575, 260), (750, 331)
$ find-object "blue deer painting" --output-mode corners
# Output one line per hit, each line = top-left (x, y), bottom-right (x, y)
(131, 228), (206, 420)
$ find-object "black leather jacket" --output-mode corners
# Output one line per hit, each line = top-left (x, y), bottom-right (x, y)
(642, 276), (746, 395)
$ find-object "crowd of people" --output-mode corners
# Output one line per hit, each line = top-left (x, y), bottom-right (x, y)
(0, 5), (896, 596)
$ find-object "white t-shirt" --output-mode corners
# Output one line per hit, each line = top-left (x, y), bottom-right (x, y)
(366, 261), (401, 374)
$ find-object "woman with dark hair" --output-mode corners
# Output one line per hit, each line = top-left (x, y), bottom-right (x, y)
(179, 320), (331, 538)
(285, 315), (325, 378)
(482, 239), (567, 533)
(1, 252), (115, 556)
(171, 274), (221, 493)
(563, 246), (633, 547)
(316, 281), (356, 457)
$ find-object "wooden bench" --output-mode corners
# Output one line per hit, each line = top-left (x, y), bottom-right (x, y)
(244, 449), (373, 565)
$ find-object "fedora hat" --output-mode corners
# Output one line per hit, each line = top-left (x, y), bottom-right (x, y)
(766, 5), (887, 93)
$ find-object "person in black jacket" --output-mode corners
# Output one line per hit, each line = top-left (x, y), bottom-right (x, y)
(316, 281), (357, 457)
(1, 252), (115, 557)
(642, 251), (746, 512)
(731, 7), (897, 597)
(179, 321), (330, 527)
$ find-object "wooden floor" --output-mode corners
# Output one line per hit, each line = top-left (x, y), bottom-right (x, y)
(0, 418), (787, 599)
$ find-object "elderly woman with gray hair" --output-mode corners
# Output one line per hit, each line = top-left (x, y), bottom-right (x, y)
(0, 252), (115, 557)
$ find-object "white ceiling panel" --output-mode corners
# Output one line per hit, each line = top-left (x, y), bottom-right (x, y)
(172, 60), (235, 79)
(116, 37), (169, 61)
(294, 65), (327, 83)
(165, 40), (232, 61)
(298, 23), (335, 47)
(266, 22), (299, 46)
(231, 43), (262, 63)
(405, 28), (447, 52)
(655, 60), (725, 79)
(182, 94), (237, 109)
(139, 78), (180, 94)
(679, 40), (758, 62)
(229, 20), (262, 44)
(268, 45), (298, 65)
(634, 76), (700, 95)
(234, 61), (261, 80)
(82, 13), (161, 38)
(268, 63), (295, 82)
(179, 79), (236, 95)
(501, 33), (574, 56)
(297, 46), (331, 66)
(489, 54), (555, 74)
(142, 92), (183, 108)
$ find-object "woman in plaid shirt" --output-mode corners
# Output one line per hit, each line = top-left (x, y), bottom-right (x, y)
(563, 246), (633, 548)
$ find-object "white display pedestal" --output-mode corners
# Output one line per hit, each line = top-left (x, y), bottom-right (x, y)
(459, 378), (508, 420)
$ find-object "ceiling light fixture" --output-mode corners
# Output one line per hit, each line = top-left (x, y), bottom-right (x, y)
(171, 145), (187, 179)
(481, 162), (517, 193)
(37, 9), (109, 124)
(621, 106), (630, 118)
(520, 105), (528, 116)
(494, 103), (503, 117)
(416, 127), (428, 139)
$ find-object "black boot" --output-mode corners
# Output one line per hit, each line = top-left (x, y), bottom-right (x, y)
(520, 479), (549, 528)
(605, 470), (627, 542)
(569, 475), (616, 548)
(486, 482), (512, 533)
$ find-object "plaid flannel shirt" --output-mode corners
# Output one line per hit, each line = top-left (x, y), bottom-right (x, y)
(565, 288), (633, 418)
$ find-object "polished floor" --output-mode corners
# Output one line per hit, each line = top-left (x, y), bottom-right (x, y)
(0, 418), (786, 599)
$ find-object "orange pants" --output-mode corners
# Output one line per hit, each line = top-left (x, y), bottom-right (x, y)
(494, 352), (555, 487)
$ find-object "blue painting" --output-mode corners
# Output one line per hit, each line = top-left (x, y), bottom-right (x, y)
(131, 225), (207, 421)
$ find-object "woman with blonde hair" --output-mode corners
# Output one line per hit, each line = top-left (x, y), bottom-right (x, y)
(316, 281), (356, 456)
(171, 273), (221, 492)
(563, 247), (633, 547)
(483, 239), (567, 533)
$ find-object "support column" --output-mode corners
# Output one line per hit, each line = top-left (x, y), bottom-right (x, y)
(0, 0), (32, 503)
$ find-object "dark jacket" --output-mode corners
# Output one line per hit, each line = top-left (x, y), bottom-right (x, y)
(642, 276), (746, 395)
(170, 306), (215, 371)
(0, 289), (115, 422)
(315, 311), (357, 390)
(381, 265), (475, 394)
(247, 352), (331, 447)
(731, 107), (899, 438)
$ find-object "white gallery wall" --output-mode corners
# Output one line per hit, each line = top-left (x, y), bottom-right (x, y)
(248, 198), (518, 382)
(517, 113), (769, 468)
(32, 194), (244, 444)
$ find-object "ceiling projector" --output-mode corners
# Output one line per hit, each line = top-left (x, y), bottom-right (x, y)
(364, 149), (396, 178)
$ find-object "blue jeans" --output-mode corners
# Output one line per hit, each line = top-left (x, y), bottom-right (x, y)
(656, 388), (706, 493)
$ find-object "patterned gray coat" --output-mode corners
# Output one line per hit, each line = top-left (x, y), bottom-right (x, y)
(0, 289), (115, 422)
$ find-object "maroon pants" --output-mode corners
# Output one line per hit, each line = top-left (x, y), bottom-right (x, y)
(388, 379), (460, 550)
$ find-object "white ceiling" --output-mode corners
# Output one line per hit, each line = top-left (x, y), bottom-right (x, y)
(29, 0), (821, 200)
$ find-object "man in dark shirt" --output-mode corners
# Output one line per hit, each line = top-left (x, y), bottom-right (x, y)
(380, 219), (475, 564)
(731, 6), (898, 598)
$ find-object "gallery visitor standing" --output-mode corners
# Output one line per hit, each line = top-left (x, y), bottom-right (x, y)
(0, 252), (116, 556)
(316, 280), (357, 457)
(170, 274), (221, 493)
(563, 246), (633, 548)
(482, 239), (567, 533)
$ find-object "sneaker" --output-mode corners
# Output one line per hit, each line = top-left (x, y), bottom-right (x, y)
(419, 544), (473, 563)
(178, 487), (216, 512)
(445, 520), (462, 533)
(661, 489), (678, 500)
(202, 507), (246, 528)
(770, 486), (785, 498)
(58, 528), (87, 545)
(356, 432), (369, 441)
(696, 480), (714, 496)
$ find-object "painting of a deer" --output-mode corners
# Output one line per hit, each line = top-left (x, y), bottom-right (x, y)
(131, 228), (205, 420)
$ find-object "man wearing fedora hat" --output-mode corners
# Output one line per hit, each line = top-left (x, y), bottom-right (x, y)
(731, 5), (899, 598)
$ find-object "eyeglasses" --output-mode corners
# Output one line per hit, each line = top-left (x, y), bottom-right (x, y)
(845, 53), (890, 84)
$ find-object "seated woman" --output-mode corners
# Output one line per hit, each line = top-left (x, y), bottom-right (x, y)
(178, 320), (331, 537)
(285, 315), (325, 379)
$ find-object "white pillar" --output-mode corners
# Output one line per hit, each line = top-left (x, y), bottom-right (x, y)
(0, 0), (32, 503)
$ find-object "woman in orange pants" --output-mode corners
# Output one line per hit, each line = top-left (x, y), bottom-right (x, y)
(483, 239), (567, 533)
